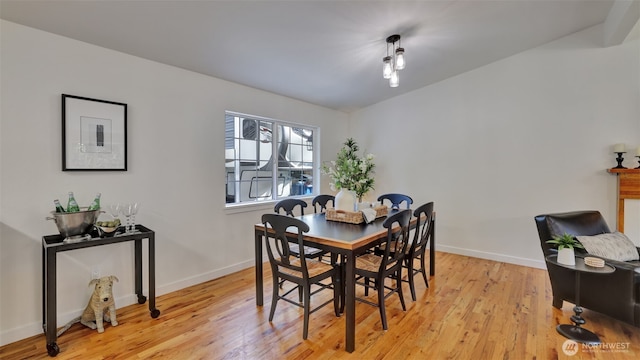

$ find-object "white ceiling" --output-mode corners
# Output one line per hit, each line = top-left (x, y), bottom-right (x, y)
(1, 0), (635, 113)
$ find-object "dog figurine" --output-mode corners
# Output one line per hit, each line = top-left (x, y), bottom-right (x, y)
(56, 275), (120, 336)
(80, 275), (119, 333)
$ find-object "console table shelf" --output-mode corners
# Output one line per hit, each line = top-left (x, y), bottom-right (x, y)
(607, 168), (640, 232)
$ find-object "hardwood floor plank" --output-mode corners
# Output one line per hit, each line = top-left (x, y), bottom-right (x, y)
(2, 252), (640, 359)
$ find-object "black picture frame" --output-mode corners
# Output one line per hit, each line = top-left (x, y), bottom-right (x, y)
(62, 94), (127, 171)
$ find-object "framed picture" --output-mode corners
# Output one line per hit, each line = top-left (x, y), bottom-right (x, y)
(62, 94), (127, 171)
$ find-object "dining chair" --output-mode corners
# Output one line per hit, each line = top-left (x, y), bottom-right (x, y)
(405, 202), (434, 300)
(377, 193), (413, 210)
(375, 202), (434, 301)
(312, 194), (335, 213)
(261, 213), (340, 340)
(274, 198), (308, 216)
(273, 199), (325, 259)
(355, 209), (411, 330)
(312, 194), (342, 305)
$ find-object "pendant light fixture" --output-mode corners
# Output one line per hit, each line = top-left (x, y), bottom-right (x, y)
(382, 34), (405, 88)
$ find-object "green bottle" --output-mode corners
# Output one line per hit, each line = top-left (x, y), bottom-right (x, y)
(53, 199), (65, 213)
(88, 193), (101, 211)
(67, 192), (80, 212)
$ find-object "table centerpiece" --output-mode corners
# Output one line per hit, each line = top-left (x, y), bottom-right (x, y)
(322, 138), (375, 211)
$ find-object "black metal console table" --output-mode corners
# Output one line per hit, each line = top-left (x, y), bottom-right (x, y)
(42, 225), (160, 357)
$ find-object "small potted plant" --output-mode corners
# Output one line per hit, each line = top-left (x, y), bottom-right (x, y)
(546, 233), (584, 265)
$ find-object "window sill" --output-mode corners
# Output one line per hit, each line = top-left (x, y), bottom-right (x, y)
(224, 196), (314, 215)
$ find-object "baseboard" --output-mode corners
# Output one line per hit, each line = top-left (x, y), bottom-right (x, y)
(436, 245), (547, 270)
(0, 259), (255, 347)
(156, 259), (255, 295)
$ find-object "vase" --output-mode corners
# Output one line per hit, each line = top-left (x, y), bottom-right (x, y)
(557, 248), (575, 266)
(335, 189), (356, 211)
(356, 201), (370, 211)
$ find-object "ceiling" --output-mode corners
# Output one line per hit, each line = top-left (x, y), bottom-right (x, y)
(0, 0), (632, 113)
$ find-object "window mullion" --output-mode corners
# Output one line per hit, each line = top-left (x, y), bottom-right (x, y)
(272, 124), (279, 200)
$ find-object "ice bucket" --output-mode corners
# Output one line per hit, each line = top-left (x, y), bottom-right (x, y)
(47, 208), (101, 238)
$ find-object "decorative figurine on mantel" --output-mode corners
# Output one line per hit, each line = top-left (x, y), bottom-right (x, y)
(613, 143), (627, 169)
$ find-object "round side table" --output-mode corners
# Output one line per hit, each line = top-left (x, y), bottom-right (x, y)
(545, 255), (615, 345)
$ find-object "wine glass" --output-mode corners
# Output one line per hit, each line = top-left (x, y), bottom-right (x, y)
(130, 203), (140, 233)
(108, 203), (120, 221)
(120, 203), (133, 233)
(108, 203), (119, 215)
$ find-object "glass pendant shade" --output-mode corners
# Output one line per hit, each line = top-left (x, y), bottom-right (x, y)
(382, 56), (392, 79)
(389, 70), (399, 87)
(382, 34), (405, 87)
(395, 48), (405, 70)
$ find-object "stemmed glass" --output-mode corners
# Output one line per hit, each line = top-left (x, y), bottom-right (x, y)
(129, 203), (140, 233)
(119, 202), (140, 234)
(120, 203), (133, 234)
(108, 203), (119, 215)
(108, 203), (120, 221)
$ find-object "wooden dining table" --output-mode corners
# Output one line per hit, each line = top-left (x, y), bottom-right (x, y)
(254, 211), (436, 352)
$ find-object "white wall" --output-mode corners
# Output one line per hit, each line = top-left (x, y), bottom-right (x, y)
(351, 24), (640, 268)
(2, 19), (639, 347)
(0, 20), (348, 345)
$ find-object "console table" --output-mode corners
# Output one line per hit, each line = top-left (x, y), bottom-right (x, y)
(546, 254), (615, 345)
(42, 225), (160, 357)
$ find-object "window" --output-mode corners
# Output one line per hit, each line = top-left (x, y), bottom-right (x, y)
(225, 111), (317, 205)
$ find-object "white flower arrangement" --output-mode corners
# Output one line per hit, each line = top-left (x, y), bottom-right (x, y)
(322, 138), (375, 201)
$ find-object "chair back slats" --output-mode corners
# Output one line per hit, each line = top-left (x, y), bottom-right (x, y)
(381, 209), (412, 270)
(262, 213), (310, 277)
(377, 193), (413, 210)
(412, 202), (434, 254)
(274, 199), (308, 217)
(312, 194), (335, 213)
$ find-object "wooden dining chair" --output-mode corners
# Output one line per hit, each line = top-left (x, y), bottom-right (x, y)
(355, 209), (411, 330)
(375, 202), (434, 301)
(377, 193), (413, 210)
(274, 198), (308, 216)
(312, 194), (342, 304)
(261, 214), (340, 339)
(312, 194), (335, 213)
(406, 202), (434, 300)
(273, 199), (325, 259)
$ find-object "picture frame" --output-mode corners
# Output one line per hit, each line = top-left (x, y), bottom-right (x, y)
(62, 94), (127, 171)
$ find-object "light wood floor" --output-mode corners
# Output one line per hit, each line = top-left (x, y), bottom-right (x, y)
(2, 252), (640, 359)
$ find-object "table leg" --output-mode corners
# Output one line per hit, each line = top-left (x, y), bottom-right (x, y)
(556, 271), (601, 344)
(255, 230), (264, 306)
(430, 215), (436, 276)
(42, 246), (45, 333)
(345, 251), (355, 353)
(149, 234), (159, 318)
(135, 239), (145, 304)
(45, 248), (59, 356)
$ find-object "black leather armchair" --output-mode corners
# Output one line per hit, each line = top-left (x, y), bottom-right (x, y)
(535, 210), (640, 327)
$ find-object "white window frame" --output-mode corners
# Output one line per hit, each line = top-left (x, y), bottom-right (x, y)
(224, 111), (319, 208)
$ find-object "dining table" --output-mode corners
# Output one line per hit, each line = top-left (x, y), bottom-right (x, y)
(254, 210), (436, 352)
